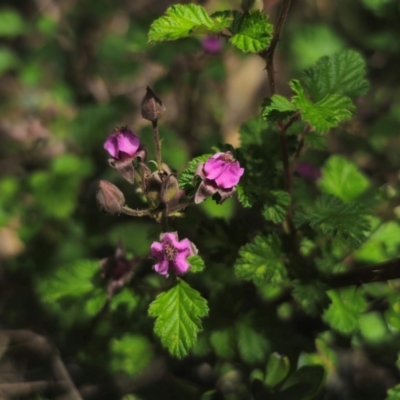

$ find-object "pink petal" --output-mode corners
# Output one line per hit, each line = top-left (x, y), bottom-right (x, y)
(174, 256), (190, 275)
(154, 260), (170, 276)
(117, 131), (140, 157)
(103, 135), (119, 158)
(150, 241), (163, 259)
(173, 238), (192, 253)
(203, 158), (227, 180)
(214, 163), (244, 189)
(160, 232), (179, 247)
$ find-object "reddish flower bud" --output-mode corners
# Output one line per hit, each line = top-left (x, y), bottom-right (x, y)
(141, 86), (166, 122)
(96, 180), (125, 214)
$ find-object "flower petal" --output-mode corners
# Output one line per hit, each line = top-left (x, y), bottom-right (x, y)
(214, 162), (244, 189)
(103, 135), (119, 158)
(154, 259), (170, 276)
(160, 232), (179, 247)
(117, 131), (140, 157)
(203, 158), (227, 180)
(174, 256), (190, 275)
(150, 241), (163, 259)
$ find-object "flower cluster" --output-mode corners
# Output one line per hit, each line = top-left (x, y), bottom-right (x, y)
(195, 151), (244, 204)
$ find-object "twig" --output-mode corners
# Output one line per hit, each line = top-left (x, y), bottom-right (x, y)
(264, 0), (292, 96)
(152, 120), (163, 171)
(120, 206), (151, 217)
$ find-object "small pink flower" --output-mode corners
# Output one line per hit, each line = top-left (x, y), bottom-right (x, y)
(296, 162), (321, 181)
(104, 127), (141, 161)
(195, 151), (244, 204)
(150, 232), (198, 276)
(202, 36), (222, 54)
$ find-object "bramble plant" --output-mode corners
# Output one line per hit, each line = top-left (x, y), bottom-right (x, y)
(17, 0), (400, 399)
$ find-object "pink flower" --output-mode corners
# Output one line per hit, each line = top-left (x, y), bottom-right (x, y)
(104, 127), (141, 161)
(195, 151), (244, 204)
(296, 162), (321, 181)
(150, 232), (198, 276)
(202, 36), (222, 53)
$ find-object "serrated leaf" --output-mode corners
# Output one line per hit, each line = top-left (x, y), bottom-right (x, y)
(261, 95), (296, 122)
(281, 365), (326, 400)
(178, 153), (213, 192)
(148, 280), (209, 358)
(148, 4), (223, 43)
(265, 353), (290, 387)
(188, 255), (205, 273)
(237, 322), (269, 364)
(304, 131), (327, 150)
(234, 234), (288, 285)
(110, 334), (153, 376)
(292, 281), (329, 316)
(210, 328), (236, 359)
(318, 155), (370, 202)
(85, 289), (108, 316)
(229, 11), (273, 53)
(262, 190), (291, 224)
(323, 287), (367, 334)
(291, 79), (355, 133)
(236, 183), (254, 208)
(295, 194), (370, 249)
(302, 50), (370, 102)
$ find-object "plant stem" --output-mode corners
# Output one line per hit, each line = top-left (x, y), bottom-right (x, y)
(290, 124), (311, 173)
(121, 206), (151, 217)
(152, 119), (163, 170)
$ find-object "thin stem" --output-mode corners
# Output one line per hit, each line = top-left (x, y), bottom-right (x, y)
(265, 0), (292, 96)
(290, 124), (311, 173)
(152, 119), (163, 170)
(121, 206), (151, 217)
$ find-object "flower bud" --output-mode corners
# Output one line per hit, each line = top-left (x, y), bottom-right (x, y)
(141, 86), (166, 121)
(96, 180), (125, 214)
(161, 174), (179, 204)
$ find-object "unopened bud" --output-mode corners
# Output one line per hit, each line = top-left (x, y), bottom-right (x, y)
(161, 174), (179, 204)
(141, 86), (166, 121)
(96, 180), (125, 214)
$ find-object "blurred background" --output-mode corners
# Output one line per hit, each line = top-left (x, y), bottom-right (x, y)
(1, 0), (400, 399)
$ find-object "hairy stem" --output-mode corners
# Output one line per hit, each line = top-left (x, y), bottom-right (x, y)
(152, 119), (163, 170)
(121, 206), (151, 217)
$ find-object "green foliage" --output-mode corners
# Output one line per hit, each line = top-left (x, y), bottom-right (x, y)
(148, 4), (229, 43)
(188, 255), (206, 273)
(110, 288), (139, 314)
(265, 353), (290, 387)
(262, 190), (291, 224)
(110, 334), (153, 376)
(291, 79), (355, 133)
(148, 280), (209, 358)
(323, 287), (367, 334)
(0, 47), (19, 75)
(210, 328), (236, 359)
(237, 321), (269, 364)
(261, 95), (296, 122)
(234, 234), (288, 285)
(0, 9), (25, 37)
(318, 155), (370, 202)
(386, 384), (400, 400)
(178, 153), (213, 192)
(229, 11), (273, 53)
(295, 194), (370, 249)
(302, 50), (370, 102)
(292, 281), (329, 316)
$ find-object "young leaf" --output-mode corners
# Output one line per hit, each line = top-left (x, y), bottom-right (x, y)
(237, 322), (269, 364)
(234, 234), (288, 285)
(318, 155), (370, 202)
(323, 287), (367, 334)
(188, 255), (206, 273)
(210, 328), (236, 359)
(148, 4), (224, 43)
(148, 280), (209, 358)
(295, 194), (370, 249)
(265, 353), (290, 387)
(291, 79), (355, 133)
(229, 11), (273, 53)
(261, 95), (296, 122)
(262, 190), (291, 224)
(302, 50), (370, 102)
(178, 153), (213, 192)
(292, 281), (329, 316)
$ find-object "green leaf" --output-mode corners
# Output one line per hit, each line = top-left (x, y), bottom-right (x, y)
(292, 281), (329, 316)
(323, 287), (367, 334)
(265, 353), (290, 387)
(210, 328), (236, 359)
(386, 384), (400, 400)
(262, 190), (291, 224)
(85, 289), (108, 316)
(237, 322), (269, 364)
(188, 255), (206, 273)
(0, 47), (19, 75)
(110, 288), (139, 313)
(178, 153), (213, 192)
(110, 334), (153, 376)
(295, 194), (370, 249)
(229, 11), (273, 53)
(0, 9), (25, 37)
(234, 234), (288, 285)
(148, 280), (209, 358)
(291, 79), (355, 133)
(304, 131), (327, 150)
(261, 95), (296, 122)
(318, 155), (370, 202)
(302, 50), (370, 102)
(281, 365), (326, 400)
(148, 4), (224, 43)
